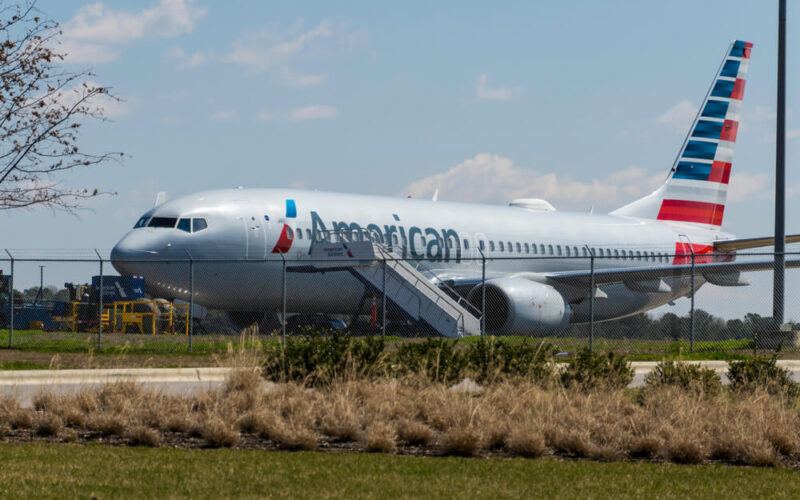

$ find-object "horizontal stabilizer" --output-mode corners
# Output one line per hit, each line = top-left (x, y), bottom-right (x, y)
(714, 234), (800, 252)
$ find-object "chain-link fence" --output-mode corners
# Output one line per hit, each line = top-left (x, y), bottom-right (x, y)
(1, 248), (799, 356)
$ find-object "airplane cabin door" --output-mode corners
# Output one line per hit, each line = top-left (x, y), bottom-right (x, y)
(245, 209), (267, 260)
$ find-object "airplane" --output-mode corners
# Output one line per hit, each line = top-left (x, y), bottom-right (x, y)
(111, 40), (799, 335)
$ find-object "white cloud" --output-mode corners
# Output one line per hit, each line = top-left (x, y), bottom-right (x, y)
(48, 80), (130, 118)
(61, 0), (207, 63)
(225, 21), (333, 86)
(788, 129), (800, 139)
(289, 105), (338, 121)
(401, 154), (663, 211)
(475, 74), (521, 101)
(256, 111), (274, 121)
(656, 100), (697, 134)
(210, 109), (238, 121)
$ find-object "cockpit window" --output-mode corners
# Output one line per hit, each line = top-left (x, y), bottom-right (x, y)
(193, 218), (208, 232)
(177, 218), (191, 232)
(148, 217), (178, 228)
(133, 216), (150, 229)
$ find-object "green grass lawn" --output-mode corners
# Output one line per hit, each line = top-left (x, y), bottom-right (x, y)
(0, 444), (798, 499)
(0, 328), (781, 361)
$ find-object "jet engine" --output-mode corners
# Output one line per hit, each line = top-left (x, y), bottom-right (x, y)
(467, 278), (570, 335)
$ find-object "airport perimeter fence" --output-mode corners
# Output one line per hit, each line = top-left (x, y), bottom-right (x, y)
(1, 249), (800, 358)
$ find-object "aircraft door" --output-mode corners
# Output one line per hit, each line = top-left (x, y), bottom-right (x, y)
(245, 210), (267, 260)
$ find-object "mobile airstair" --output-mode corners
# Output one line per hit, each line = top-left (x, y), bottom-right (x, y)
(290, 231), (481, 338)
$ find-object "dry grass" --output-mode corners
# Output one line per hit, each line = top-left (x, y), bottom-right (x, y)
(2, 370), (800, 467)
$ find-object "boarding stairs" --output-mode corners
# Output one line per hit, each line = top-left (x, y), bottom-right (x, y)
(292, 231), (481, 338)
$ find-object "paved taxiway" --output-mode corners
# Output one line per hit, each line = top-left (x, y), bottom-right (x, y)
(2, 362), (800, 406)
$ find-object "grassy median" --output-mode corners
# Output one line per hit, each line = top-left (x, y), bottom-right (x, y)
(0, 443), (799, 499)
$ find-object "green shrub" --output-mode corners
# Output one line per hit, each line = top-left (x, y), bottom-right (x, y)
(727, 357), (799, 400)
(560, 349), (633, 390)
(395, 339), (466, 383)
(465, 337), (556, 383)
(643, 360), (722, 396)
(262, 332), (387, 384)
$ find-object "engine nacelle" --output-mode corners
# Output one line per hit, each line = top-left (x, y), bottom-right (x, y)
(468, 278), (570, 335)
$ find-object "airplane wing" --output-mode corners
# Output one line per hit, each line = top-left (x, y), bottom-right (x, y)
(714, 234), (800, 252)
(546, 258), (800, 288)
(426, 258), (800, 294)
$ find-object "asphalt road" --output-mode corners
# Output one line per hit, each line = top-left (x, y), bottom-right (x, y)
(3, 362), (800, 406)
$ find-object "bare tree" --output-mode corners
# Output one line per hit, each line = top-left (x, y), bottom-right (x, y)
(0, 2), (122, 211)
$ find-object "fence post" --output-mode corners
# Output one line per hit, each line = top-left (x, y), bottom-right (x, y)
(186, 250), (194, 353)
(5, 249), (13, 348)
(95, 249), (103, 350)
(381, 257), (387, 340)
(588, 246), (595, 352)
(690, 251), (696, 354)
(480, 249), (486, 338)
(280, 253), (286, 349)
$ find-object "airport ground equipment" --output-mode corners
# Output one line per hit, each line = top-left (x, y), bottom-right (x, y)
(109, 300), (189, 335)
(293, 231), (481, 338)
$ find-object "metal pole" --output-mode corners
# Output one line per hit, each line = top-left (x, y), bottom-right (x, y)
(690, 251), (695, 354)
(187, 250), (194, 352)
(5, 250), (13, 348)
(774, 0), (787, 330)
(588, 247), (595, 352)
(281, 254), (286, 348)
(381, 257), (387, 339)
(95, 249), (103, 350)
(480, 249), (486, 338)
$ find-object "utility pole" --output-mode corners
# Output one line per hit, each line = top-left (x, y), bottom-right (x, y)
(774, 0), (787, 330)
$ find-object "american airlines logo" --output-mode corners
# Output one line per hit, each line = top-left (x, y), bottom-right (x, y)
(310, 211), (463, 262)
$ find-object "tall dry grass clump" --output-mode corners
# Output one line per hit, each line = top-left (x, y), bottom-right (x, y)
(3, 349), (800, 468)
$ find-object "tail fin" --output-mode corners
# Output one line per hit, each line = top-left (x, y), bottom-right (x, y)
(612, 40), (752, 230)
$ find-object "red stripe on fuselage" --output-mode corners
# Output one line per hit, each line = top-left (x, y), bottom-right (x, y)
(672, 242), (718, 265)
(657, 199), (725, 226)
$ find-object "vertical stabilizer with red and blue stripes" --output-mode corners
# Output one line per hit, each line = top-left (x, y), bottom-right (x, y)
(612, 40), (752, 230)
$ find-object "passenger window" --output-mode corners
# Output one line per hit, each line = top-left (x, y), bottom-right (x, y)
(614, 249), (619, 258)
(540, 244), (545, 254)
(636, 251), (642, 260)
(516, 242), (521, 253)
(306, 229), (312, 240)
(490, 241), (495, 251)
(524, 243), (529, 253)
(479, 240), (485, 251)
(193, 218), (207, 232)
(565, 246), (571, 257)
(532, 244), (537, 255)
(573, 246), (579, 256)
(582, 248), (588, 257)
(507, 241), (512, 252)
(463, 239), (470, 249)
(548, 245), (553, 255)
(598, 248), (604, 257)
(177, 218), (191, 233)
(296, 227), (303, 240)
(499, 241), (505, 252)
(557, 245), (562, 256)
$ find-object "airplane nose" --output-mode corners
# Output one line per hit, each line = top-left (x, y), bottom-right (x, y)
(111, 231), (158, 275)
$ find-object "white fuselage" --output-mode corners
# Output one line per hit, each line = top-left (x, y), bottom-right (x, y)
(111, 188), (731, 325)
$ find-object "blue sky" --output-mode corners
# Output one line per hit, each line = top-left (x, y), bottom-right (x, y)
(2, 0), (800, 319)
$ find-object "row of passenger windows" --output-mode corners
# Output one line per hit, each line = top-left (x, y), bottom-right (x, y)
(133, 216), (208, 233)
(290, 226), (668, 263)
(476, 240), (670, 262)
